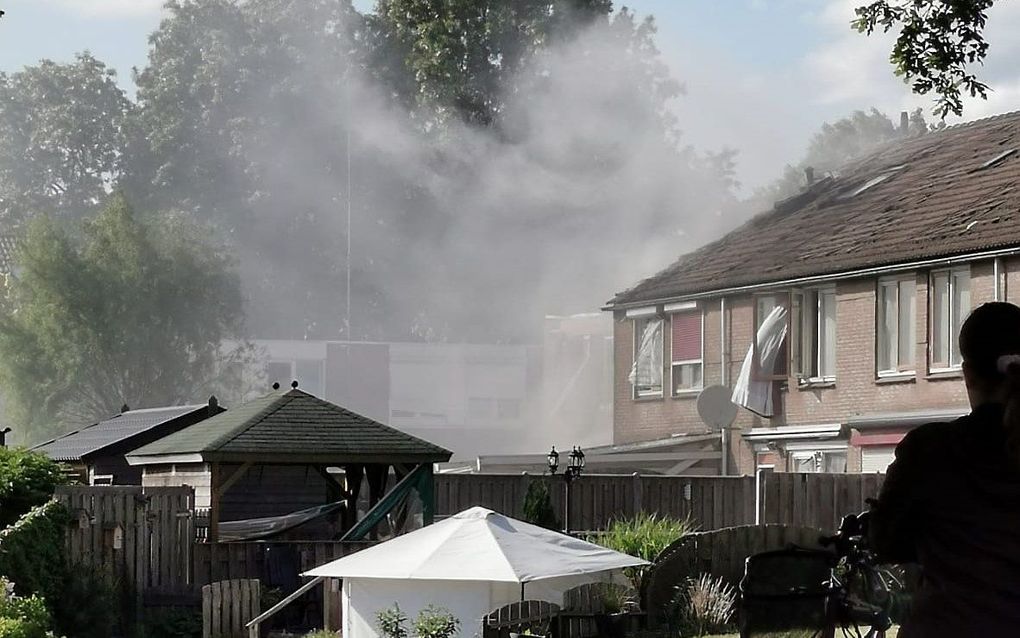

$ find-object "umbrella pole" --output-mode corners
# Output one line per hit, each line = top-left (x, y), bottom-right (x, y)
(520, 582), (525, 602)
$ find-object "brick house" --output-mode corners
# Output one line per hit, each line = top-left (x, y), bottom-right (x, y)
(604, 111), (1020, 475)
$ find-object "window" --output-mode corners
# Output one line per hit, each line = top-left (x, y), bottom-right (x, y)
(630, 317), (663, 397)
(671, 310), (703, 394)
(930, 267), (971, 370)
(789, 450), (847, 473)
(877, 276), (917, 375)
(792, 288), (836, 381)
(753, 295), (788, 379)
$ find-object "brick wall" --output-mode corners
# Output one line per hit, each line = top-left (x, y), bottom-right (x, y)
(613, 259), (1005, 474)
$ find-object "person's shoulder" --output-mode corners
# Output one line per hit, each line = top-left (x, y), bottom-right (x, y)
(895, 417), (968, 459)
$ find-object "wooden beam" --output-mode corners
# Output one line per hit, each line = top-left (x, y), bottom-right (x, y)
(209, 462), (220, 543)
(665, 458), (701, 475)
(215, 462), (253, 499)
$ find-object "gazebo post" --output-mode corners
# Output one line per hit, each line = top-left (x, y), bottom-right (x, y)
(209, 462), (220, 542)
(421, 463), (436, 525)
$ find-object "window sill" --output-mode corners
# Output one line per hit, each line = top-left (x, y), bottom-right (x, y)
(797, 378), (835, 390)
(633, 394), (665, 402)
(672, 389), (702, 399)
(926, 369), (963, 381)
(875, 372), (916, 385)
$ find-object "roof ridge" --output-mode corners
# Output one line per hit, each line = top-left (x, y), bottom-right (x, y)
(125, 404), (205, 414)
(206, 391), (291, 452)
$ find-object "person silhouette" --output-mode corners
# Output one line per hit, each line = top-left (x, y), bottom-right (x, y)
(869, 301), (1020, 636)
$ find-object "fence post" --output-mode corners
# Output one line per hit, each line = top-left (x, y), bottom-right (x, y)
(631, 473), (642, 516)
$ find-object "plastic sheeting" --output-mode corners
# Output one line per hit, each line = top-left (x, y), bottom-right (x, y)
(732, 306), (788, 417)
(218, 501), (344, 542)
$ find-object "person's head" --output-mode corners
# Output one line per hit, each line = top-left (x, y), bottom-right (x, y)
(960, 302), (1020, 405)
(959, 301), (1020, 464)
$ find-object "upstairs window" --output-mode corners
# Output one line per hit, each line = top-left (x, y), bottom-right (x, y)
(671, 310), (703, 395)
(877, 276), (917, 375)
(930, 267), (970, 370)
(630, 316), (663, 397)
(792, 287), (837, 381)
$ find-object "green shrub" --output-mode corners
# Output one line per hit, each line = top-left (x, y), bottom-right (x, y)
(521, 480), (559, 531)
(412, 605), (458, 638)
(304, 632), (340, 638)
(0, 501), (69, 607)
(0, 578), (55, 638)
(593, 512), (697, 563)
(0, 449), (66, 529)
(53, 565), (119, 638)
(376, 603), (409, 638)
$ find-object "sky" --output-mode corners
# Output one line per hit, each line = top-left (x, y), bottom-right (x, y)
(2, 0), (1019, 190)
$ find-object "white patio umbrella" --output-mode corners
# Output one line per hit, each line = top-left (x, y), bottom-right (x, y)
(304, 506), (648, 638)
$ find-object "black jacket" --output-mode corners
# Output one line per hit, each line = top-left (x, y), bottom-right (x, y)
(869, 403), (1020, 637)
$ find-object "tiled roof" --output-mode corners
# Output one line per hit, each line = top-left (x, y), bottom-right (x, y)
(128, 389), (452, 462)
(610, 111), (1020, 307)
(33, 405), (211, 462)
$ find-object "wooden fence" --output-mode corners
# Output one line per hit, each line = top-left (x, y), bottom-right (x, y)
(202, 579), (260, 638)
(55, 485), (195, 605)
(435, 474), (758, 531)
(192, 541), (373, 587)
(760, 472), (884, 531)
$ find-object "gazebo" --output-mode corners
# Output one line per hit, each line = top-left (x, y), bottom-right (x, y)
(126, 387), (452, 541)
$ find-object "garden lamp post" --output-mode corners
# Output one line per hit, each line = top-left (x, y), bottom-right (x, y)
(549, 445), (585, 533)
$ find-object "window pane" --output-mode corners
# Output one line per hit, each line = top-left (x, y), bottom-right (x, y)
(819, 291), (837, 377)
(790, 293), (803, 376)
(878, 283), (897, 371)
(673, 362), (703, 394)
(931, 273), (950, 365)
(756, 296), (776, 331)
(952, 271), (971, 366)
(898, 280), (916, 368)
(794, 456), (816, 473)
(824, 452), (847, 473)
(632, 318), (663, 395)
(803, 291), (818, 377)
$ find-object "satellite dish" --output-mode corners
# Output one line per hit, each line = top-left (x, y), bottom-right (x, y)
(697, 385), (738, 431)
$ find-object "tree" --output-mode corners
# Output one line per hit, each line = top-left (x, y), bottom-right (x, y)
(853, 0), (995, 117)
(0, 194), (246, 441)
(0, 448), (65, 528)
(0, 53), (131, 224)
(757, 108), (931, 204)
(521, 479), (560, 531)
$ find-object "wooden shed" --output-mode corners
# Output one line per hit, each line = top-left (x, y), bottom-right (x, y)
(32, 399), (224, 484)
(126, 387), (452, 541)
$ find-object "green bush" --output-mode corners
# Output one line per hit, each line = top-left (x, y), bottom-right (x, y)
(53, 565), (119, 638)
(521, 480), (559, 531)
(593, 512), (697, 563)
(303, 632), (340, 638)
(0, 449), (66, 529)
(412, 605), (459, 638)
(669, 574), (736, 637)
(0, 578), (56, 638)
(376, 603), (409, 638)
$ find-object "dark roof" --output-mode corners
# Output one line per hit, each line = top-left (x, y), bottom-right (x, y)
(610, 111), (1020, 307)
(128, 389), (452, 463)
(33, 404), (213, 462)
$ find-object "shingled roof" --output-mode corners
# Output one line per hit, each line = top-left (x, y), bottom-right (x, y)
(609, 110), (1020, 308)
(33, 403), (219, 462)
(127, 389), (452, 464)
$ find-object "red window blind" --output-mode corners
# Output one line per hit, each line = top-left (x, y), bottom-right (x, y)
(671, 312), (701, 361)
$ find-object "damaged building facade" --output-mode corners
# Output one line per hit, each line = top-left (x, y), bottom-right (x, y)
(606, 111), (1020, 475)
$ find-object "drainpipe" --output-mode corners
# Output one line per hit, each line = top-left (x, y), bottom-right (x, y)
(994, 257), (1004, 301)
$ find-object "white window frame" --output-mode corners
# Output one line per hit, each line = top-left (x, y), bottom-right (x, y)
(929, 266), (970, 372)
(794, 286), (837, 384)
(876, 274), (917, 378)
(670, 309), (704, 397)
(632, 316), (664, 399)
(787, 442), (848, 473)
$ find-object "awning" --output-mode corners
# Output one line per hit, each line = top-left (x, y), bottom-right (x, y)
(850, 432), (906, 447)
(846, 407), (968, 431)
(743, 423), (843, 443)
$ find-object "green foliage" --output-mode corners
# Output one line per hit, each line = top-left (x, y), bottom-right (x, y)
(376, 603), (409, 638)
(0, 194), (246, 441)
(141, 608), (202, 638)
(303, 632), (340, 638)
(0, 53), (131, 223)
(853, 0), (995, 117)
(0, 449), (66, 528)
(521, 480), (560, 531)
(412, 605), (459, 638)
(594, 512), (697, 563)
(594, 583), (636, 615)
(0, 579), (55, 638)
(0, 501), (70, 606)
(52, 565), (119, 638)
(669, 574), (736, 637)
